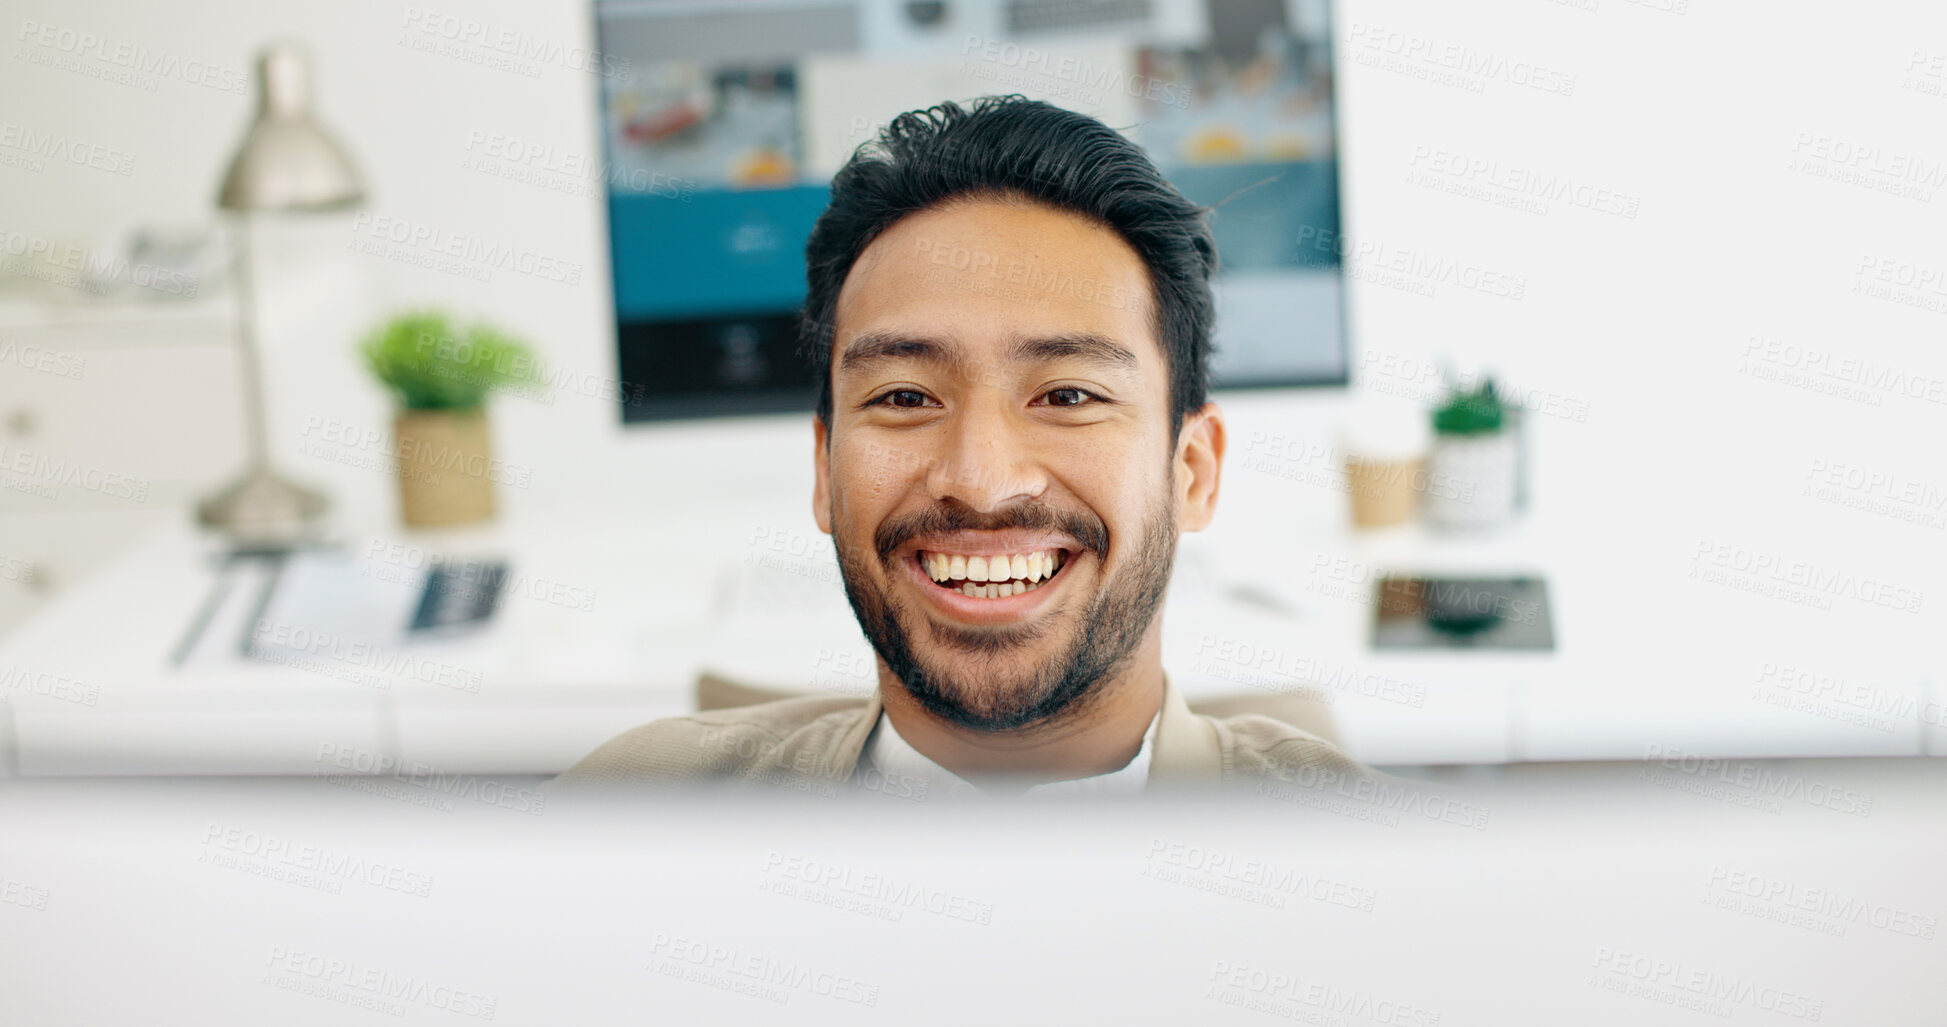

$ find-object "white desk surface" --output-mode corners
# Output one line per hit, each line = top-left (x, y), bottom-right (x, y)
(1, 392), (1936, 775)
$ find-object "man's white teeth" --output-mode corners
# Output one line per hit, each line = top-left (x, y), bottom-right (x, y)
(958, 580), (1038, 599)
(923, 549), (1067, 595)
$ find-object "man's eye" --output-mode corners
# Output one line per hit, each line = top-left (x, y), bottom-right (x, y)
(1043, 387), (1097, 407)
(870, 389), (936, 409)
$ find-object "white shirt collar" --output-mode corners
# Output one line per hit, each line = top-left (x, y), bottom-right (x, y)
(860, 705), (1161, 799)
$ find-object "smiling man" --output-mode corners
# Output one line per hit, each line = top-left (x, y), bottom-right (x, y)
(558, 96), (1370, 796)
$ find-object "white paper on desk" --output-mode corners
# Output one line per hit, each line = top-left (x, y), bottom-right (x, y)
(244, 551), (426, 663)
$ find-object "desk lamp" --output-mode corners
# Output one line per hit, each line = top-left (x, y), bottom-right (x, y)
(196, 42), (364, 545)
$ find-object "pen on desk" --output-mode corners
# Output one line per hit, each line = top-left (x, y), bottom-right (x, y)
(169, 562), (239, 667)
(237, 552), (291, 659)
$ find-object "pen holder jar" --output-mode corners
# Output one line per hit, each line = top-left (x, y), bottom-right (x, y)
(1422, 429), (1519, 529)
(1423, 376), (1521, 531)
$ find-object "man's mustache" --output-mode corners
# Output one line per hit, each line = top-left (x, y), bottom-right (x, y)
(875, 502), (1109, 564)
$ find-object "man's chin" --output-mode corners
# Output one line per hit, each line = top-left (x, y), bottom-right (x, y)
(892, 643), (1082, 732)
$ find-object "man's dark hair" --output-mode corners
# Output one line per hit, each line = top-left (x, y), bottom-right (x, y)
(800, 95), (1218, 438)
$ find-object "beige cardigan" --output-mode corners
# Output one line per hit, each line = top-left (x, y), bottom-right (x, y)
(552, 674), (1372, 791)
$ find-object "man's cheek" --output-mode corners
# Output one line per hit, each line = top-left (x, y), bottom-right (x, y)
(832, 450), (913, 559)
(847, 446), (930, 498)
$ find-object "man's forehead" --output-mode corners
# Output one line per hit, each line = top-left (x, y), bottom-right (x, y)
(830, 198), (1160, 378)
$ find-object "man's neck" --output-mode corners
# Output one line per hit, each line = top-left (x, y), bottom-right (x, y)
(875, 652), (1165, 791)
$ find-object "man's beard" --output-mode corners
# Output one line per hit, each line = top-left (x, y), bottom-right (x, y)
(832, 489), (1178, 732)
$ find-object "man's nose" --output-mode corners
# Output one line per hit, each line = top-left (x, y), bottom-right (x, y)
(924, 396), (1043, 511)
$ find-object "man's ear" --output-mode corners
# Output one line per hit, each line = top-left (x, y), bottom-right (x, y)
(812, 415), (833, 534)
(1175, 402), (1225, 532)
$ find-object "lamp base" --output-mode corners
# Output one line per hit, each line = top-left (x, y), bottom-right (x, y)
(196, 464), (330, 546)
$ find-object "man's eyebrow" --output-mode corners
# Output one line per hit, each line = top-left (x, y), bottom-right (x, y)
(836, 331), (968, 375)
(1008, 332), (1140, 372)
(835, 330), (1140, 379)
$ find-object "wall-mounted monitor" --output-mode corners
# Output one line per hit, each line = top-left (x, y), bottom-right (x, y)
(595, 0), (1347, 422)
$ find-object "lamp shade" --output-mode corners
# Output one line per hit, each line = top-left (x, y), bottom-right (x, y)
(217, 43), (364, 212)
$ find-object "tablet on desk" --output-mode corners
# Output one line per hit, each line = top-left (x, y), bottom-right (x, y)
(1372, 576), (1555, 651)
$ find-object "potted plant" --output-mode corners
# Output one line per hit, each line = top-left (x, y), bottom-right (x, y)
(1423, 376), (1520, 530)
(359, 311), (542, 527)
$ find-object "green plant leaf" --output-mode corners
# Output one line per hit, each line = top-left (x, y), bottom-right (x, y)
(1432, 377), (1505, 436)
(358, 311), (545, 411)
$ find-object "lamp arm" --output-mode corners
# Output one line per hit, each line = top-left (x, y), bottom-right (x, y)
(229, 214), (270, 468)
